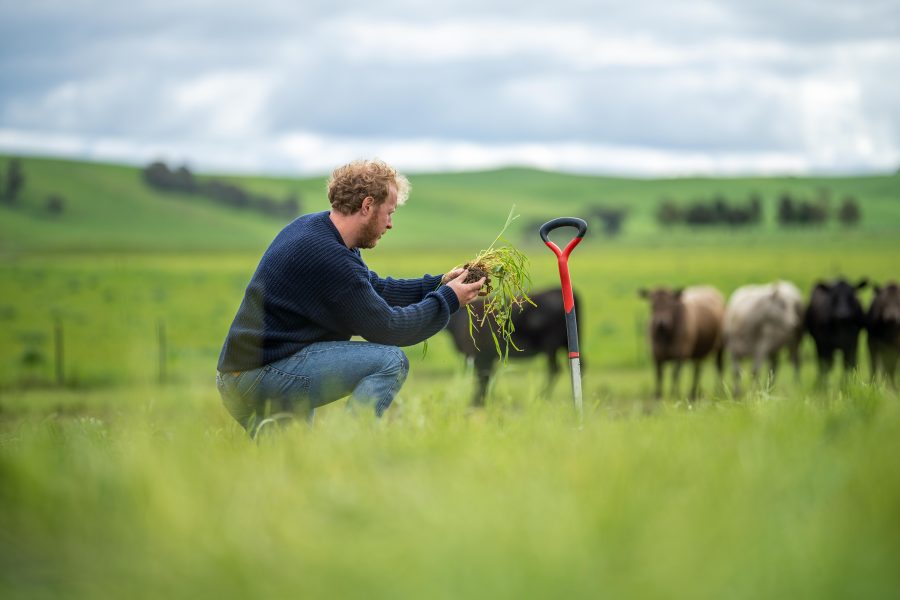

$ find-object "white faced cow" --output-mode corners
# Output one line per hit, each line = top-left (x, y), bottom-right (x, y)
(723, 280), (804, 395)
(638, 285), (725, 400)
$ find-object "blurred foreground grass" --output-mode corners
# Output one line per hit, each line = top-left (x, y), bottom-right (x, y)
(1, 178), (899, 597)
(1, 377), (899, 598)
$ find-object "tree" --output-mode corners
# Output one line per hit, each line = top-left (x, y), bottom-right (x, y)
(45, 194), (66, 216)
(587, 205), (628, 237)
(3, 158), (25, 204)
(656, 199), (681, 226)
(777, 194), (795, 225)
(172, 165), (195, 193)
(283, 193), (302, 218)
(143, 161), (174, 190)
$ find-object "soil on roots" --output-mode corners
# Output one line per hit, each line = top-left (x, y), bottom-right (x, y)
(463, 261), (493, 294)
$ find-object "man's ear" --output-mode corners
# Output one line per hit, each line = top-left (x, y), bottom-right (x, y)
(361, 196), (375, 215)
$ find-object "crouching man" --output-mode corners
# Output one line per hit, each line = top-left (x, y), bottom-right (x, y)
(216, 159), (484, 436)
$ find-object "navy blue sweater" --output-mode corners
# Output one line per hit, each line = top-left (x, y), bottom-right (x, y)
(217, 211), (460, 372)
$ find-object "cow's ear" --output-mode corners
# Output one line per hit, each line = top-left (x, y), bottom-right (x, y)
(856, 278), (869, 290)
(814, 281), (829, 293)
(638, 288), (649, 299)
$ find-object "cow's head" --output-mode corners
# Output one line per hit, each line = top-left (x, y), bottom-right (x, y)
(764, 282), (800, 329)
(639, 287), (683, 341)
(816, 278), (868, 324)
(872, 282), (900, 325)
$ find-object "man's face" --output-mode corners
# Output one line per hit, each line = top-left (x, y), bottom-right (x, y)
(357, 184), (398, 249)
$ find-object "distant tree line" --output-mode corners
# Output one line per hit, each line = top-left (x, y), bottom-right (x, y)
(656, 190), (862, 228)
(1, 157), (67, 217)
(584, 204), (628, 237)
(656, 194), (763, 227)
(776, 192), (861, 227)
(142, 161), (302, 220)
(520, 203), (629, 242)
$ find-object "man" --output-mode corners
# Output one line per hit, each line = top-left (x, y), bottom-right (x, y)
(216, 159), (484, 436)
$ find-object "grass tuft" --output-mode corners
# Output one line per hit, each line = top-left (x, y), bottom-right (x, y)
(459, 206), (534, 358)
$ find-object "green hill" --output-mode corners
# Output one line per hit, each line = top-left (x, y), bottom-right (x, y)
(1, 155), (898, 253)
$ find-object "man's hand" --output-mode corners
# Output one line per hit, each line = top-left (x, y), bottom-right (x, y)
(445, 270), (486, 307)
(442, 266), (490, 296)
(441, 267), (465, 285)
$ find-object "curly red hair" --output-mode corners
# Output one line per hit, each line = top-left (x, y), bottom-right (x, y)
(327, 159), (410, 215)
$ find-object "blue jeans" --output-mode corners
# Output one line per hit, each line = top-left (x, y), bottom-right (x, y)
(216, 341), (410, 432)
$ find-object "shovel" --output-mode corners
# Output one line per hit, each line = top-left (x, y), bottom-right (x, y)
(539, 217), (588, 418)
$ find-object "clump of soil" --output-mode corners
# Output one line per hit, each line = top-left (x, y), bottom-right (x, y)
(462, 261), (492, 294)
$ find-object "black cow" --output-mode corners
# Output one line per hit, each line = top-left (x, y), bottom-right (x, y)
(445, 288), (581, 406)
(805, 278), (868, 379)
(867, 281), (900, 386)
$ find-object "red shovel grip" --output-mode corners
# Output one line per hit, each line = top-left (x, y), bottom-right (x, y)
(539, 217), (587, 313)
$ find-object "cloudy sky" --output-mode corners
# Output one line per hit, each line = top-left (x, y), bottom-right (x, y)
(1, 0), (899, 175)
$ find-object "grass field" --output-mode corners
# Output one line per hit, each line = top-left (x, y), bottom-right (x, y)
(1, 156), (899, 598)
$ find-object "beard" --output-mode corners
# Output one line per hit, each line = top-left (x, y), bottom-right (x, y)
(356, 212), (382, 249)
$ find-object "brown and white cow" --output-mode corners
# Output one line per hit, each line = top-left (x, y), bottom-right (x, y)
(638, 286), (725, 400)
(723, 280), (804, 395)
(867, 281), (900, 386)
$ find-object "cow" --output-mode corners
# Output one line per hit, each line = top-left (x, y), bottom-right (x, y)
(722, 280), (804, 396)
(638, 286), (725, 400)
(804, 278), (868, 380)
(867, 281), (900, 386)
(445, 287), (580, 406)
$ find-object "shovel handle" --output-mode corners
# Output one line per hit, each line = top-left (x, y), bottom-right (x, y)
(539, 217), (587, 420)
(539, 216), (587, 313)
(539, 217), (588, 259)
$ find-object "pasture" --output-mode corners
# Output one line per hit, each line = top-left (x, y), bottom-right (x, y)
(1, 156), (899, 598)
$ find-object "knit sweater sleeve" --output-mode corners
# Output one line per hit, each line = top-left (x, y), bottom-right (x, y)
(325, 262), (460, 347)
(368, 271), (444, 307)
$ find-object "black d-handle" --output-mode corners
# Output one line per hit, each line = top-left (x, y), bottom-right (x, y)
(539, 217), (588, 244)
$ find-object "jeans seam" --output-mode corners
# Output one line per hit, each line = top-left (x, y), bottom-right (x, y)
(266, 364), (312, 385)
(377, 349), (408, 415)
(238, 368), (267, 401)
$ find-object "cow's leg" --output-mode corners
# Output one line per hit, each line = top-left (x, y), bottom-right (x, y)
(654, 360), (664, 399)
(472, 355), (495, 407)
(714, 347), (725, 397)
(671, 361), (682, 398)
(816, 345), (834, 386)
(689, 360), (702, 401)
(542, 351), (561, 399)
(844, 341), (860, 374)
(886, 350), (898, 388)
(867, 337), (879, 383)
(789, 337), (801, 382)
(751, 348), (766, 388)
(768, 352), (780, 385)
(731, 350), (742, 398)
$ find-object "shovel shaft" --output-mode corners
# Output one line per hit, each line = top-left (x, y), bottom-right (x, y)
(539, 217), (588, 417)
(570, 357), (583, 419)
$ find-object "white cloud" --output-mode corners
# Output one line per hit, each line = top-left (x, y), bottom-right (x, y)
(1, 2), (899, 174)
(169, 71), (275, 138)
(3, 127), (897, 176)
